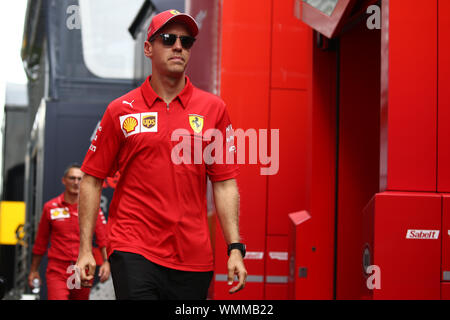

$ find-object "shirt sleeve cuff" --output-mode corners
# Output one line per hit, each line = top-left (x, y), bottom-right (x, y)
(81, 165), (108, 180)
(208, 168), (240, 182)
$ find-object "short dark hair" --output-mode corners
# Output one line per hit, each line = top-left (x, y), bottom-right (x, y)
(63, 163), (81, 177)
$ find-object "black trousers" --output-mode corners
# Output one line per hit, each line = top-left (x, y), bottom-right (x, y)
(109, 251), (213, 300)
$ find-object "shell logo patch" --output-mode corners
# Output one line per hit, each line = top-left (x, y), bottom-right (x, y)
(189, 114), (204, 134)
(123, 116), (138, 134)
(119, 113), (158, 137)
(50, 208), (70, 220)
(120, 113), (141, 137)
(170, 9), (180, 15)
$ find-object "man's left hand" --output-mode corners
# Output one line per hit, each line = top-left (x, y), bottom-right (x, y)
(98, 261), (111, 283)
(227, 250), (247, 294)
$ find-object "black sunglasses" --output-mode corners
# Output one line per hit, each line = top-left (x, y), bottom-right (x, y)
(153, 33), (196, 49)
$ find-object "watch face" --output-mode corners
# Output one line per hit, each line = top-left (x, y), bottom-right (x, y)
(228, 243), (246, 258)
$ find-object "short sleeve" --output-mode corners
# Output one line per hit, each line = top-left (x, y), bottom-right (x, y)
(206, 104), (239, 182)
(81, 107), (122, 179)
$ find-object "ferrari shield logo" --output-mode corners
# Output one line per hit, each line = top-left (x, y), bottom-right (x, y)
(189, 114), (204, 134)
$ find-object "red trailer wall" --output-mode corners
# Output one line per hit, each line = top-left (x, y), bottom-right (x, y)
(213, 0), (271, 300)
(204, 0), (445, 300)
(364, 193), (441, 300)
(437, 0), (450, 192)
(381, 0), (438, 192)
(214, 0), (314, 299)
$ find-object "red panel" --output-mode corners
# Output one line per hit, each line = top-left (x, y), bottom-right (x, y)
(288, 210), (335, 299)
(373, 192), (441, 300)
(265, 236), (288, 296)
(335, 16), (380, 300)
(212, 185), (267, 296)
(265, 236), (288, 299)
(437, 0), (450, 192)
(385, 0), (437, 191)
(268, 89), (310, 235)
(287, 211), (313, 300)
(442, 195), (450, 282)
(293, 210), (331, 300)
(271, 0), (312, 89)
(442, 283), (450, 300)
(213, 281), (264, 300)
(213, 0), (272, 300)
(266, 236), (288, 277)
(265, 284), (288, 300)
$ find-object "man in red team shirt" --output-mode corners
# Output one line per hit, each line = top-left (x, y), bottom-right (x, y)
(76, 10), (247, 299)
(28, 164), (110, 300)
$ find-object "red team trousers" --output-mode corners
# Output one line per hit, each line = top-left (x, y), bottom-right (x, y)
(45, 259), (92, 300)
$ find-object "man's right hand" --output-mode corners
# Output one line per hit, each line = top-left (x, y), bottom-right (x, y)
(27, 271), (41, 288)
(76, 251), (96, 287)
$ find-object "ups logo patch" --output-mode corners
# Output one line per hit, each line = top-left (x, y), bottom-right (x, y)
(142, 115), (156, 129)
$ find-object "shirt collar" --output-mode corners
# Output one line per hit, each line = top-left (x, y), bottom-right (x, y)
(58, 193), (76, 208)
(140, 75), (193, 109)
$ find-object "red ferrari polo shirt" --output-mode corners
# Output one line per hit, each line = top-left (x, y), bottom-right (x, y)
(32, 193), (107, 262)
(81, 76), (239, 271)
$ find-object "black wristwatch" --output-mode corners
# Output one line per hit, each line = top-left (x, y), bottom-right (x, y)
(227, 243), (246, 258)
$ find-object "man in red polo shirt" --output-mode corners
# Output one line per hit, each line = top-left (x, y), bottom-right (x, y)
(76, 10), (247, 300)
(28, 164), (110, 300)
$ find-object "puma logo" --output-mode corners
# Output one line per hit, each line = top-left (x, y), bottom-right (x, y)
(123, 100), (135, 108)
